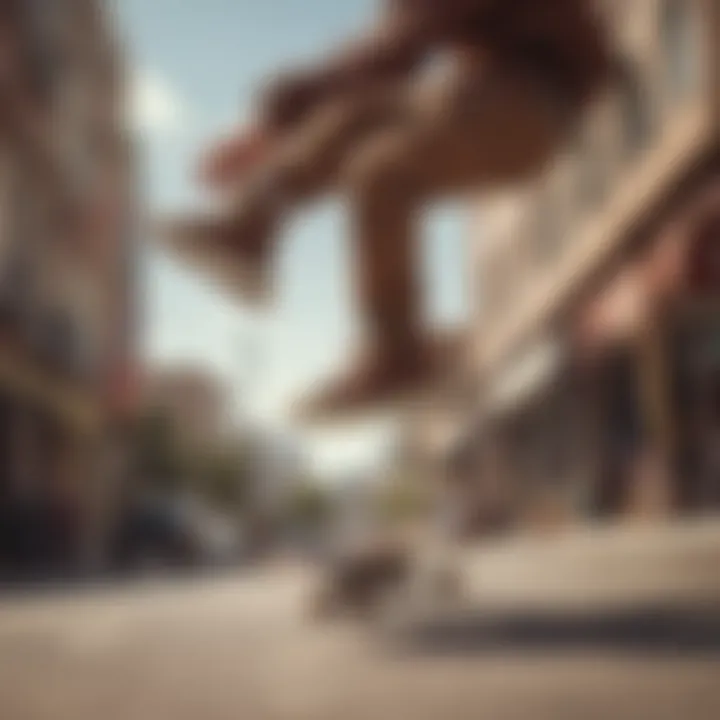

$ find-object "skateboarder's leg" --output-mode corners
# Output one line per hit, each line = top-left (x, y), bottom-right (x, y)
(296, 68), (569, 419)
(161, 83), (409, 302)
(265, 82), (408, 201)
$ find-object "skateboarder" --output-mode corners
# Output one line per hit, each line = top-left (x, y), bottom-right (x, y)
(163, 0), (611, 421)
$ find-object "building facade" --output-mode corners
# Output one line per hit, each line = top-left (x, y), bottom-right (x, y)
(460, 0), (720, 529)
(0, 0), (138, 575)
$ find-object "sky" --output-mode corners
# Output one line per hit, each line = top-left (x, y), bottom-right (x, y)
(116, 0), (469, 477)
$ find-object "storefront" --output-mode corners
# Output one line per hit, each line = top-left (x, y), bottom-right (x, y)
(0, 349), (101, 577)
(660, 197), (720, 511)
(672, 308), (720, 510)
(574, 184), (720, 519)
(575, 262), (656, 517)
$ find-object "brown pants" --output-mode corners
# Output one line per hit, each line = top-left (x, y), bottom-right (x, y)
(247, 63), (568, 357)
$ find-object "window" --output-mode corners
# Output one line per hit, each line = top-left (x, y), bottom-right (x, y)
(0, 161), (37, 324)
(616, 62), (652, 162)
(44, 260), (102, 379)
(22, 0), (66, 100)
(661, 0), (700, 101)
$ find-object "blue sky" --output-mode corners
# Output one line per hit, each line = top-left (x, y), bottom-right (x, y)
(116, 0), (469, 476)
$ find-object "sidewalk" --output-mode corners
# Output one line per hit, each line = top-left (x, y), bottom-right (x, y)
(459, 517), (720, 611)
(374, 518), (720, 663)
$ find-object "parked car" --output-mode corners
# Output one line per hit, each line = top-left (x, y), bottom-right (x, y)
(191, 505), (247, 567)
(110, 496), (203, 573)
(110, 493), (248, 574)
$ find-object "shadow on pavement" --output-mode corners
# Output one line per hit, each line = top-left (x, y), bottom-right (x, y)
(390, 605), (720, 658)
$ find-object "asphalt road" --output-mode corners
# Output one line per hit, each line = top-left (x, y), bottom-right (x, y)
(2, 523), (720, 720)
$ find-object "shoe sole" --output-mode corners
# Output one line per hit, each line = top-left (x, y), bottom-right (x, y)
(291, 339), (464, 426)
(156, 217), (273, 307)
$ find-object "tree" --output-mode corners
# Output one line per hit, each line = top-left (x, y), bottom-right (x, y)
(285, 479), (332, 532)
(129, 407), (190, 495)
(192, 445), (252, 516)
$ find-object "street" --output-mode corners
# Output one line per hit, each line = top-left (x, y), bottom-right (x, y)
(2, 523), (720, 720)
